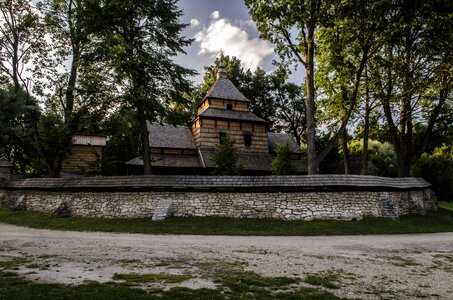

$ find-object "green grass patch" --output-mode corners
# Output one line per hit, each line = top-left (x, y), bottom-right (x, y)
(304, 272), (341, 290)
(0, 207), (452, 236)
(0, 257), (30, 270)
(220, 271), (299, 289)
(439, 201), (453, 212)
(0, 270), (345, 300)
(388, 256), (421, 267)
(113, 273), (192, 284)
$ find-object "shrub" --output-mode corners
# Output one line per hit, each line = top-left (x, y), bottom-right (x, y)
(211, 135), (242, 175)
(412, 145), (453, 201)
(348, 139), (397, 177)
(272, 142), (297, 175)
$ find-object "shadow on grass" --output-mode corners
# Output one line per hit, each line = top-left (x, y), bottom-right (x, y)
(0, 206), (452, 236)
(0, 271), (344, 300)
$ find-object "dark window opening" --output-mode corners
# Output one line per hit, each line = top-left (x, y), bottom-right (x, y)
(226, 104), (233, 110)
(244, 134), (252, 147)
(219, 132), (227, 144)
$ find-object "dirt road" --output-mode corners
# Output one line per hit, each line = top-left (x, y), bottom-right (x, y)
(1, 223), (452, 299)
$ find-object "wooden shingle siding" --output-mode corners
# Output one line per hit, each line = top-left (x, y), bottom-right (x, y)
(62, 145), (102, 174)
(207, 99), (249, 111)
(73, 135), (106, 146)
(197, 127), (269, 153)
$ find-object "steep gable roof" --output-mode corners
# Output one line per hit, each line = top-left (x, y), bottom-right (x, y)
(203, 70), (250, 103)
(147, 122), (196, 149)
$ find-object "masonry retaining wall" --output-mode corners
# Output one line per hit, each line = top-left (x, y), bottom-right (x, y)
(0, 175), (436, 220)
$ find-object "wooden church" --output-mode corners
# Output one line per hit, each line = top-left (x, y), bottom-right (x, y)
(125, 66), (306, 175)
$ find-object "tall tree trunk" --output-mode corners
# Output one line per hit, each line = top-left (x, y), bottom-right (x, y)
(342, 128), (349, 174)
(361, 65), (370, 175)
(138, 102), (152, 175)
(305, 34), (318, 174)
(396, 139), (410, 177)
(65, 45), (80, 122)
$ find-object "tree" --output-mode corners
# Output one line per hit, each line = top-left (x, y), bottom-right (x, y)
(95, 0), (195, 175)
(316, 0), (388, 175)
(370, 0), (452, 176)
(0, 88), (27, 156)
(211, 135), (242, 176)
(0, 0), (46, 95)
(272, 73), (306, 146)
(245, 0), (326, 174)
(412, 145), (453, 201)
(272, 142), (297, 175)
(30, 0), (110, 177)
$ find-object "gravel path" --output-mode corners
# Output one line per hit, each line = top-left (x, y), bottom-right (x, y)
(0, 223), (452, 299)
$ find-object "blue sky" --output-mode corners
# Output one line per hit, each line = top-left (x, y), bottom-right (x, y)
(174, 0), (278, 84)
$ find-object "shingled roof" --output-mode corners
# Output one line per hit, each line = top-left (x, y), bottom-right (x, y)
(203, 69), (250, 103)
(0, 159), (13, 167)
(268, 133), (301, 154)
(125, 154), (201, 168)
(147, 122), (196, 149)
(1, 175), (432, 191)
(199, 108), (267, 123)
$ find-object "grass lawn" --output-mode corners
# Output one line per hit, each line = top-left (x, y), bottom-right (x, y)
(0, 270), (344, 300)
(440, 201), (453, 212)
(0, 203), (452, 236)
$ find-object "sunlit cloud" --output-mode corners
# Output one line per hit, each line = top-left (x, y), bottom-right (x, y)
(190, 18), (200, 28)
(194, 12), (274, 70)
(210, 11), (220, 20)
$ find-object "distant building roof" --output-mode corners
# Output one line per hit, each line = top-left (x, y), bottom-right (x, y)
(203, 70), (250, 103)
(147, 122), (197, 150)
(0, 159), (13, 167)
(268, 133), (301, 154)
(199, 108), (267, 123)
(125, 154), (201, 168)
(73, 135), (106, 146)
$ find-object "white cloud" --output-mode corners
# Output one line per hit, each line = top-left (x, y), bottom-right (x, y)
(190, 18), (200, 28)
(194, 18), (274, 70)
(210, 11), (220, 20)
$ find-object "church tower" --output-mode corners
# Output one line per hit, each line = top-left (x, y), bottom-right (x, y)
(191, 66), (269, 154)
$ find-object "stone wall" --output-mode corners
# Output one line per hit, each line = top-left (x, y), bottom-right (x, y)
(0, 187), (436, 220)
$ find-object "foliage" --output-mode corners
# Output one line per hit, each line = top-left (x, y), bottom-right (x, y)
(0, 0), (46, 94)
(211, 135), (242, 176)
(36, 113), (74, 176)
(412, 145), (453, 201)
(369, 0), (452, 176)
(348, 139), (397, 177)
(100, 109), (140, 176)
(272, 142), (297, 175)
(93, 0), (195, 175)
(245, 0), (329, 174)
(0, 89), (27, 155)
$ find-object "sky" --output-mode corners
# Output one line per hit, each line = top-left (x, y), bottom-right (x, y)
(174, 0), (278, 84)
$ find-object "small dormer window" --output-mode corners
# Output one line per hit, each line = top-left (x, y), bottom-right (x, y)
(227, 103), (233, 110)
(244, 133), (252, 147)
